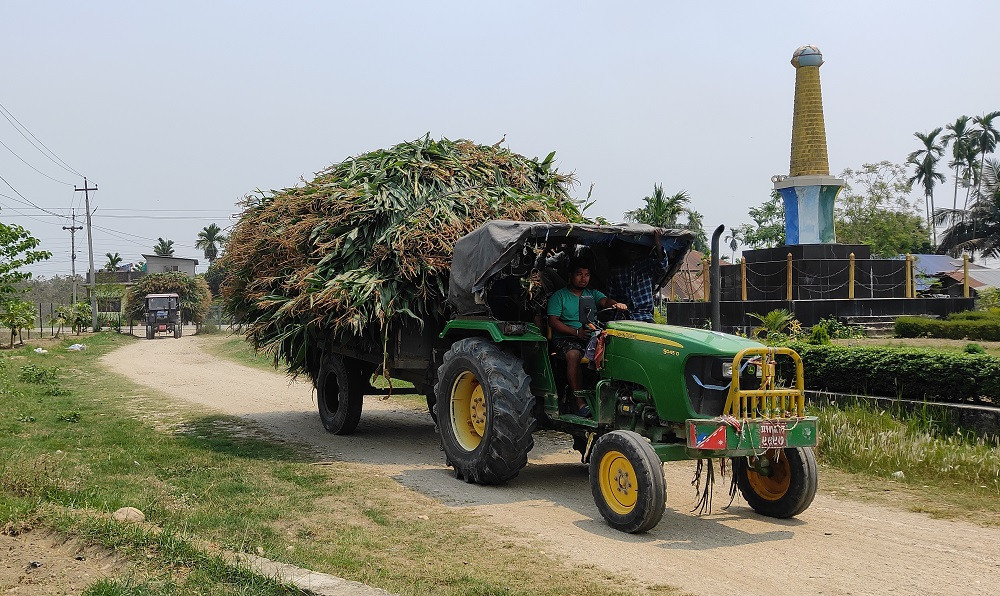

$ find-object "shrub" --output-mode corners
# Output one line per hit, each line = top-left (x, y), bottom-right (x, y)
(790, 342), (1000, 404)
(808, 324), (831, 345)
(964, 342), (986, 354)
(894, 316), (1000, 341)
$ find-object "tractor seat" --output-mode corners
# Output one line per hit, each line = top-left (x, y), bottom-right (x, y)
(545, 323), (590, 365)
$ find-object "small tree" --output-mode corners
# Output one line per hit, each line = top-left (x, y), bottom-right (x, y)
(153, 238), (175, 257)
(195, 224), (228, 265)
(0, 299), (35, 347)
(104, 252), (123, 271)
(2, 221), (51, 302)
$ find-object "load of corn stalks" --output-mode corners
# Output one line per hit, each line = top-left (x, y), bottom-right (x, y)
(123, 271), (212, 324)
(221, 135), (585, 379)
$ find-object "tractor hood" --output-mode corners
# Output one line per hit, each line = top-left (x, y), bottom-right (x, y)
(606, 320), (763, 355)
(449, 220), (694, 316)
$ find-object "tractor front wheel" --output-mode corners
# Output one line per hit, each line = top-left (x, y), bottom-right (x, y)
(732, 447), (817, 518)
(589, 431), (665, 533)
(316, 353), (365, 435)
(435, 338), (535, 485)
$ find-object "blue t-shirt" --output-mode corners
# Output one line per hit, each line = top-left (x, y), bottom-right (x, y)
(546, 287), (606, 337)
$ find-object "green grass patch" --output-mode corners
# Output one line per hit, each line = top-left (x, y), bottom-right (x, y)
(816, 402), (1000, 506)
(0, 332), (658, 595)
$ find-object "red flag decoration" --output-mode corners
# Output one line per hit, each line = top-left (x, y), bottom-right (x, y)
(689, 424), (727, 450)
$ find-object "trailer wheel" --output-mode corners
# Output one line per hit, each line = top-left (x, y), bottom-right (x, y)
(435, 337), (535, 484)
(732, 447), (817, 518)
(146, 325), (153, 340)
(174, 324), (182, 339)
(317, 353), (364, 435)
(425, 390), (438, 424)
(589, 431), (665, 533)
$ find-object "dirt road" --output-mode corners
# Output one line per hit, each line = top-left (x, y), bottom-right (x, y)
(104, 334), (1000, 595)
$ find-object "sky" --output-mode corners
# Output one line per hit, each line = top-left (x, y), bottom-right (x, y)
(2, 1), (998, 278)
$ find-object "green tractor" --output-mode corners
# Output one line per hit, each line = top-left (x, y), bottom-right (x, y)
(317, 221), (818, 533)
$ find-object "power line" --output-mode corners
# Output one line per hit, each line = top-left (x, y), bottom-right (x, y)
(0, 136), (74, 185)
(0, 176), (70, 219)
(0, 100), (83, 177)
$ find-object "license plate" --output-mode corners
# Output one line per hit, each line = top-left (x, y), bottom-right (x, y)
(759, 420), (787, 449)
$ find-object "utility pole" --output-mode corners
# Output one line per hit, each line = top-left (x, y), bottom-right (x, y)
(75, 177), (99, 332)
(62, 209), (83, 304)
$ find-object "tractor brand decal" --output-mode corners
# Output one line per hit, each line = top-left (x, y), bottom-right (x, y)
(689, 424), (727, 450)
(605, 329), (683, 349)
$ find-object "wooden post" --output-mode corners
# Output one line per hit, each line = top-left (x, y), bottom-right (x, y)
(702, 260), (709, 301)
(669, 279), (675, 301)
(740, 257), (747, 301)
(848, 252), (855, 299)
(905, 254), (912, 298)
(786, 252), (793, 301)
(964, 253), (970, 298)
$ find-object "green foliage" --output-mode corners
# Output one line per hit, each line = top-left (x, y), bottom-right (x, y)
(748, 308), (796, 341)
(104, 252), (122, 271)
(977, 288), (1000, 310)
(195, 223), (228, 264)
(153, 238), (175, 257)
(835, 161), (932, 256)
(814, 317), (867, 339)
(19, 364), (60, 384)
(964, 342), (986, 354)
(948, 309), (1000, 320)
(123, 272), (212, 324)
(0, 299), (35, 347)
(732, 190), (784, 249)
(937, 158), (1000, 257)
(807, 324), (831, 345)
(790, 341), (1000, 403)
(894, 315), (1000, 341)
(221, 135), (584, 379)
(202, 261), (226, 297)
(1, 221), (51, 301)
(625, 184), (707, 251)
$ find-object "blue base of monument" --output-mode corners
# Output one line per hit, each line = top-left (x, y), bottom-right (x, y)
(776, 180), (842, 244)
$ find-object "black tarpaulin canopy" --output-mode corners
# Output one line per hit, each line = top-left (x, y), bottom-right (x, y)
(448, 220), (695, 316)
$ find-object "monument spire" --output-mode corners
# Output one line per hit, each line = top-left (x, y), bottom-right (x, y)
(774, 45), (844, 244)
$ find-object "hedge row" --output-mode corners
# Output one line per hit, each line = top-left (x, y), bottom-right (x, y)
(894, 316), (1000, 341)
(788, 342), (999, 404)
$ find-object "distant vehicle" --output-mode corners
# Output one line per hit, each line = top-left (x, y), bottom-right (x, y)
(144, 293), (182, 339)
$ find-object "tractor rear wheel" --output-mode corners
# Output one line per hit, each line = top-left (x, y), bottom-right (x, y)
(589, 430), (665, 533)
(316, 353), (365, 435)
(435, 337), (535, 485)
(732, 447), (817, 518)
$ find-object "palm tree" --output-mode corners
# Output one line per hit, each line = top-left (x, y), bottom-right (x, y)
(195, 223), (228, 265)
(971, 111), (1000, 203)
(624, 184), (691, 228)
(907, 128), (946, 246)
(942, 116), (973, 212)
(936, 158), (1000, 257)
(153, 238), (175, 257)
(104, 252), (122, 271)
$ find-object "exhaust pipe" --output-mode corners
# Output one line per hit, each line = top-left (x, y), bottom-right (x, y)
(710, 225), (724, 332)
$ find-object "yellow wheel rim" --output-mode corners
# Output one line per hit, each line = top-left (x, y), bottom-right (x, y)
(598, 450), (637, 515)
(450, 371), (486, 452)
(745, 450), (791, 501)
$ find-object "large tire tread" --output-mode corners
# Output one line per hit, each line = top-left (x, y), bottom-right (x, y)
(589, 430), (665, 534)
(435, 337), (535, 485)
(317, 353), (365, 435)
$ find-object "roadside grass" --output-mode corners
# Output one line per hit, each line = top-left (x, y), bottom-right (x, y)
(0, 333), (668, 595)
(814, 401), (1000, 523)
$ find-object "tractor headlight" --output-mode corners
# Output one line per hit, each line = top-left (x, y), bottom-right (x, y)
(721, 361), (733, 378)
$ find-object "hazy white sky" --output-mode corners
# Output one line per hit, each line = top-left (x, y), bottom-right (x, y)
(2, 1), (998, 277)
